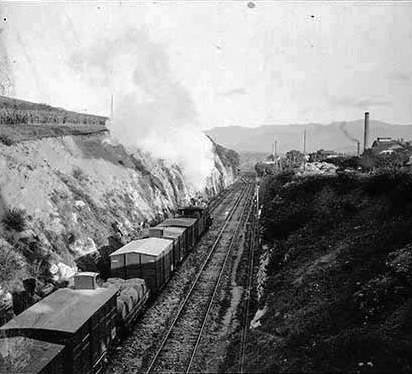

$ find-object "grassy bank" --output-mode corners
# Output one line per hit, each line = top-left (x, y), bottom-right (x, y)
(244, 171), (412, 373)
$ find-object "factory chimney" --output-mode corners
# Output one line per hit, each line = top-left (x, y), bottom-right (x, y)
(363, 112), (370, 151)
(303, 129), (307, 154)
(356, 141), (360, 157)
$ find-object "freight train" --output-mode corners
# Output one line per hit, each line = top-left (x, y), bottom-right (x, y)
(0, 205), (211, 374)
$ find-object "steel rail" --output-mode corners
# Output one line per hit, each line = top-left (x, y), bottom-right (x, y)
(145, 180), (251, 374)
(185, 182), (255, 373)
(239, 187), (258, 373)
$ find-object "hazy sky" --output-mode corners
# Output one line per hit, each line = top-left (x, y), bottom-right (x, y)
(1, 1), (412, 128)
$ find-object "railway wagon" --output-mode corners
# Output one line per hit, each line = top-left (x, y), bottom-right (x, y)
(177, 206), (211, 238)
(148, 225), (186, 269)
(0, 336), (65, 374)
(158, 217), (197, 255)
(110, 237), (174, 293)
(101, 278), (149, 333)
(0, 282), (118, 374)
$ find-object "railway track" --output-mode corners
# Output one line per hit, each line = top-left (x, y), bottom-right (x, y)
(145, 181), (254, 374)
(208, 177), (249, 215)
(208, 185), (233, 214)
(238, 185), (258, 373)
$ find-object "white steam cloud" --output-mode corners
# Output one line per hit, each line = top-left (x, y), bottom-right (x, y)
(70, 29), (215, 191)
(0, 7), (215, 191)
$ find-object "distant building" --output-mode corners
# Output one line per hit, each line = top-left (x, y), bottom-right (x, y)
(309, 149), (343, 162)
(370, 137), (412, 155)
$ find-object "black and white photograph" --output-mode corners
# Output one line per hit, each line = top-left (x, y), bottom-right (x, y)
(1, 1), (412, 373)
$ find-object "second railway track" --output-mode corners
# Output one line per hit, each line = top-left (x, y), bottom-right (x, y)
(145, 180), (255, 374)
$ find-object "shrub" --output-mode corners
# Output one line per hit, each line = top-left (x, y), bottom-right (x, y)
(0, 134), (13, 146)
(0, 247), (22, 284)
(2, 208), (26, 232)
(72, 166), (86, 181)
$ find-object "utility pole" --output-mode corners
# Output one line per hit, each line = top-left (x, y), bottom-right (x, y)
(303, 129), (307, 171)
(110, 94), (114, 119)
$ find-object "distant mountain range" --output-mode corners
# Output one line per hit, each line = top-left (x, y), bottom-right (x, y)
(205, 120), (412, 154)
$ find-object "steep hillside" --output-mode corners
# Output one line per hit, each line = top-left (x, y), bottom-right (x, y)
(0, 130), (237, 317)
(235, 171), (412, 373)
(206, 120), (412, 154)
(208, 135), (240, 179)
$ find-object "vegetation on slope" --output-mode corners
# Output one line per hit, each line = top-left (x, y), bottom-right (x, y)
(244, 171), (412, 373)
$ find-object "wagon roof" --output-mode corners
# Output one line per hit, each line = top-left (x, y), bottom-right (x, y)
(0, 287), (117, 334)
(162, 226), (186, 234)
(0, 337), (65, 374)
(158, 217), (197, 228)
(110, 237), (173, 257)
(178, 206), (206, 211)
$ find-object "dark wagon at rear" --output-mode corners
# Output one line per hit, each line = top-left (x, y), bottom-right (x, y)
(0, 286), (118, 374)
(0, 336), (65, 374)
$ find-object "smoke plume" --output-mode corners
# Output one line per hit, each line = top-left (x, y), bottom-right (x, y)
(69, 29), (215, 191)
(0, 8), (215, 191)
(339, 122), (359, 143)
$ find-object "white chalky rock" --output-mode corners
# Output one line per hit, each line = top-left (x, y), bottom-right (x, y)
(49, 263), (59, 274)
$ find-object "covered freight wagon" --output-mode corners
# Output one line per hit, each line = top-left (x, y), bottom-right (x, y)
(158, 217), (197, 254)
(0, 336), (65, 374)
(0, 282), (118, 374)
(110, 237), (174, 293)
(148, 225), (186, 268)
(177, 206), (211, 237)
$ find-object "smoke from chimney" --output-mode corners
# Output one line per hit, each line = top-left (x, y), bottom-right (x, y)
(339, 122), (361, 155)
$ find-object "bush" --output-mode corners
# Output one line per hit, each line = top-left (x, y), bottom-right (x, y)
(0, 134), (13, 146)
(2, 208), (26, 232)
(0, 247), (22, 284)
(72, 166), (86, 181)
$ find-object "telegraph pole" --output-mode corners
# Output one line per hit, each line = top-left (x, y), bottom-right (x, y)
(303, 129), (307, 171)
(110, 94), (114, 119)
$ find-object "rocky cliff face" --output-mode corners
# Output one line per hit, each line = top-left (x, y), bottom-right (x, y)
(0, 132), (238, 299)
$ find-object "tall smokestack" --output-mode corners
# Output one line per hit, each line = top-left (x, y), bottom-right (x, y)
(363, 112), (370, 151)
(357, 141), (360, 157)
(303, 129), (307, 154)
(275, 140), (278, 157)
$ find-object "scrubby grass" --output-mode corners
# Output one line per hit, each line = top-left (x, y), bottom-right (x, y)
(0, 134), (13, 146)
(243, 171), (412, 373)
(0, 247), (23, 284)
(72, 166), (86, 181)
(2, 208), (26, 232)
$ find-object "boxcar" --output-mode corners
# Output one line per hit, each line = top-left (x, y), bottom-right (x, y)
(0, 336), (65, 374)
(109, 237), (174, 293)
(158, 218), (197, 254)
(177, 206), (211, 238)
(148, 225), (186, 269)
(0, 285), (118, 374)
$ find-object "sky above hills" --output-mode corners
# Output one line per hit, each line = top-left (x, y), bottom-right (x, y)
(1, 2), (412, 128)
